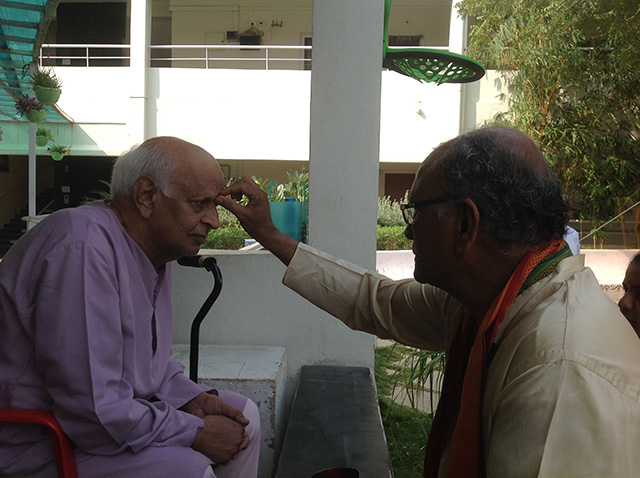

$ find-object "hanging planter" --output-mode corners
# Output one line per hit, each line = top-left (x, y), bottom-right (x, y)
(36, 127), (53, 147)
(33, 86), (62, 106)
(31, 67), (62, 106)
(48, 144), (68, 161)
(25, 109), (47, 123)
(15, 94), (46, 123)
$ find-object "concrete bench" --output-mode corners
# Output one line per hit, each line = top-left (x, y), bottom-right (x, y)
(274, 365), (392, 478)
(172, 344), (286, 478)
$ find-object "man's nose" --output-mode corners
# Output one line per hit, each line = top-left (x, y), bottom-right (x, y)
(202, 208), (220, 230)
(404, 224), (414, 241)
(619, 292), (633, 312)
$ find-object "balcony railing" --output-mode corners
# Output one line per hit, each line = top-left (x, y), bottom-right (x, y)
(40, 44), (312, 70)
(40, 44), (131, 67)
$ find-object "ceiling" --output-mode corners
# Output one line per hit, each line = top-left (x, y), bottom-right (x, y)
(0, 0), (69, 123)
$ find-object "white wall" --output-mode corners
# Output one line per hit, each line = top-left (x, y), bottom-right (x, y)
(1, 66), (502, 160)
(172, 250), (376, 418)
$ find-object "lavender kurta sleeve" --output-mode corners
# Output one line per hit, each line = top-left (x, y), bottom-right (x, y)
(0, 201), (206, 472)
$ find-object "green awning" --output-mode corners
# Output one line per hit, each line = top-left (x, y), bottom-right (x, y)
(0, 0), (69, 123)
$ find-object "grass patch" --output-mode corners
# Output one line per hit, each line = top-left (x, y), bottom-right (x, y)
(375, 344), (434, 478)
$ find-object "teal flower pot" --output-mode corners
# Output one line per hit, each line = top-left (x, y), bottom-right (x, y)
(34, 86), (61, 106)
(25, 109), (46, 123)
(36, 135), (49, 147)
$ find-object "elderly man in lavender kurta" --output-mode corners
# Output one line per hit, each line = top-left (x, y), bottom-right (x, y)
(0, 137), (260, 478)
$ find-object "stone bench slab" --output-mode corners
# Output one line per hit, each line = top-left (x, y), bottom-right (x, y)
(172, 344), (286, 478)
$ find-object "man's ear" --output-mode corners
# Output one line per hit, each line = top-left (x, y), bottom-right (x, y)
(454, 198), (480, 255)
(133, 176), (158, 219)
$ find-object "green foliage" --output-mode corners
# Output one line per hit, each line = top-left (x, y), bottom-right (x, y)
(378, 192), (408, 227)
(30, 67), (63, 89)
(217, 206), (241, 228)
(48, 144), (68, 154)
(15, 94), (43, 114)
(379, 398), (432, 477)
(203, 227), (250, 250)
(282, 170), (309, 202)
(375, 345), (434, 477)
(36, 128), (53, 140)
(254, 169), (309, 202)
(82, 179), (111, 203)
(457, 0), (640, 225)
(391, 346), (445, 414)
(377, 225), (412, 251)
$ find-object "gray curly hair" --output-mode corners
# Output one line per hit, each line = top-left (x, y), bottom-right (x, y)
(430, 126), (570, 247)
(110, 138), (176, 198)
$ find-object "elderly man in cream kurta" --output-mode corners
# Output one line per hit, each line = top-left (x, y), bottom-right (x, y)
(216, 126), (640, 478)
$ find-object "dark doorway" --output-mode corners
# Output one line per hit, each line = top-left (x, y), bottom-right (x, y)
(56, 3), (128, 66)
(384, 173), (414, 201)
(54, 156), (115, 209)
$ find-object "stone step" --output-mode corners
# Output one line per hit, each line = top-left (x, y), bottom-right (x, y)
(172, 344), (287, 478)
(275, 366), (392, 478)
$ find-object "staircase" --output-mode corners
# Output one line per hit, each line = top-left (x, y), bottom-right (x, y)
(0, 188), (56, 258)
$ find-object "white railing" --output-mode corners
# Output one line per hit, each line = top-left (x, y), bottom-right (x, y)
(40, 44), (131, 67)
(40, 44), (312, 70)
(150, 44), (311, 70)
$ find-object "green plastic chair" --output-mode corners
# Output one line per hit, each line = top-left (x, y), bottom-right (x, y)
(382, 0), (485, 84)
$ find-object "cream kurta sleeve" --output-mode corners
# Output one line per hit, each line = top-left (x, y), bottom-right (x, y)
(282, 243), (465, 351)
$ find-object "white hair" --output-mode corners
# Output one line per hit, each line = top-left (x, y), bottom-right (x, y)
(110, 139), (175, 198)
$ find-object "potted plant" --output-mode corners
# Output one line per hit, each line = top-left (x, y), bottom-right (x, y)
(30, 67), (62, 106)
(36, 127), (54, 147)
(239, 26), (264, 46)
(48, 144), (68, 161)
(15, 94), (46, 123)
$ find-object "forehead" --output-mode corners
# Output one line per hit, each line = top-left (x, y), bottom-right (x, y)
(172, 150), (225, 195)
(624, 262), (640, 285)
(409, 161), (442, 201)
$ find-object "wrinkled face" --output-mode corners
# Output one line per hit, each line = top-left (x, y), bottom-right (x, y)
(150, 148), (226, 262)
(619, 261), (640, 339)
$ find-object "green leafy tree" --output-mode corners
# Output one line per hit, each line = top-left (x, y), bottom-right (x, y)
(457, 0), (640, 242)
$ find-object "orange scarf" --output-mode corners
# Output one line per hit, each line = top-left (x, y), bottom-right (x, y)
(423, 238), (571, 478)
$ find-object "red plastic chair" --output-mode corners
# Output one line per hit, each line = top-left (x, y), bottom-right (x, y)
(0, 408), (78, 478)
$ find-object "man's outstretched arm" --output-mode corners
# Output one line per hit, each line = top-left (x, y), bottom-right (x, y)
(215, 176), (299, 265)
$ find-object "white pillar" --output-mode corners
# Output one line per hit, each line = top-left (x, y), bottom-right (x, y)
(308, 0), (384, 269)
(448, 0), (466, 134)
(28, 63), (37, 230)
(128, 0), (151, 144)
(27, 122), (36, 230)
(448, 0), (465, 54)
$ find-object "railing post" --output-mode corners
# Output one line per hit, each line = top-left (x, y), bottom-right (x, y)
(265, 47), (269, 70)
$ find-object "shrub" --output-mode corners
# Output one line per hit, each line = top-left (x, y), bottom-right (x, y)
(203, 227), (250, 250)
(378, 192), (408, 227)
(218, 206), (241, 228)
(377, 225), (412, 251)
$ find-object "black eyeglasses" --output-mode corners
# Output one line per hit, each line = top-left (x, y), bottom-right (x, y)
(400, 196), (461, 225)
